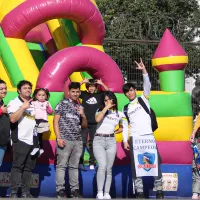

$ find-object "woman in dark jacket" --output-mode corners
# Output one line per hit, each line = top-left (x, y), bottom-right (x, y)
(0, 79), (10, 166)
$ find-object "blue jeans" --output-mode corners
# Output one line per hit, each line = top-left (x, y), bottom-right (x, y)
(93, 136), (116, 194)
(0, 146), (6, 166)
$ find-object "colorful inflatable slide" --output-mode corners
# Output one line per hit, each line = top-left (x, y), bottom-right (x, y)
(0, 0), (193, 197)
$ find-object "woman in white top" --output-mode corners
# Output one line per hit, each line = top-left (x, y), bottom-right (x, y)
(93, 91), (128, 199)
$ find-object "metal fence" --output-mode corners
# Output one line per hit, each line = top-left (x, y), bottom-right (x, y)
(103, 39), (160, 90)
(103, 38), (200, 91)
(103, 38), (200, 118)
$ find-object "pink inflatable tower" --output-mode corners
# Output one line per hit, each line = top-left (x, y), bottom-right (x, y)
(152, 29), (188, 92)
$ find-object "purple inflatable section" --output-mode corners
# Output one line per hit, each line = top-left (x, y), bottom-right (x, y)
(25, 23), (57, 55)
(1, 0), (105, 45)
(36, 46), (124, 92)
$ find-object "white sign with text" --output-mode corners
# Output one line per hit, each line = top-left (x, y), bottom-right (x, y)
(132, 134), (158, 177)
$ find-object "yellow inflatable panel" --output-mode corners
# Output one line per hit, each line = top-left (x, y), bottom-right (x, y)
(137, 91), (190, 95)
(152, 56), (188, 67)
(46, 20), (86, 90)
(46, 20), (69, 50)
(43, 116), (55, 140)
(90, 0), (97, 6)
(72, 22), (78, 32)
(137, 91), (174, 95)
(70, 72), (87, 91)
(44, 116), (193, 141)
(0, 0), (25, 21)
(83, 44), (104, 52)
(6, 88), (17, 92)
(0, 59), (12, 88)
(154, 116), (192, 141)
(115, 116), (193, 142)
(6, 38), (39, 88)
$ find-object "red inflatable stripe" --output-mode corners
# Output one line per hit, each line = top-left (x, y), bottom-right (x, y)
(3, 141), (192, 165)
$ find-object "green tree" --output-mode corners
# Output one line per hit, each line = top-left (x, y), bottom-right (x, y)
(96, 0), (200, 40)
(96, 0), (200, 89)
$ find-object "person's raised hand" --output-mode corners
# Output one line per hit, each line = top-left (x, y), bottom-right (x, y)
(76, 106), (86, 117)
(83, 78), (89, 83)
(95, 79), (103, 85)
(135, 58), (146, 70)
(22, 99), (32, 110)
(190, 133), (195, 143)
(105, 100), (115, 109)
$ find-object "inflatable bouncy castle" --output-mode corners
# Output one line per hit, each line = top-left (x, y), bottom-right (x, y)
(0, 0), (193, 198)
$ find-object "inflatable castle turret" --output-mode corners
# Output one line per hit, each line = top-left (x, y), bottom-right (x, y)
(148, 28), (193, 197)
(152, 28), (188, 92)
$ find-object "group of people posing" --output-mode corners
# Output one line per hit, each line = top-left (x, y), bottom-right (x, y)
(0, 59), (165, 199)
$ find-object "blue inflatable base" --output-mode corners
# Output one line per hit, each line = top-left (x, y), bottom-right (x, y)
(0, 163), (192, 198)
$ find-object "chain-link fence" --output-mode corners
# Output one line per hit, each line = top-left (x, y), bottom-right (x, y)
(103, 38), (200, 118)
(103, 39), (160, 90)
(103, 38), (200, 90)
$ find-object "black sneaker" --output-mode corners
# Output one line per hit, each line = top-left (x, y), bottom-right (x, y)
(136, 192), (145, 199)
(10, 193), (18, 198)
(57, 189), (67, 198)
(21, 193), (33, 198)
(156, 190), (164, 199)
(71, 189), (82, 198)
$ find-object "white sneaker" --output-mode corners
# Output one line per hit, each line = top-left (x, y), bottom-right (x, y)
(104, 193), (111, 199)
(192, 193), (199, 199)
(96, 192), (104, 199)
(30, 148), (39, 155)
(90, 165), (95, 170)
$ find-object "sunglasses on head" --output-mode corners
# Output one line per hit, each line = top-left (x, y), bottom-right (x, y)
(37, 88), (49, 92)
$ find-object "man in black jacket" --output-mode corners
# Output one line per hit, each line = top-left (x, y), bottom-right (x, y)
(0, 79), (10, 166)
(79, 78), (109, 169)
(191, 77), (200, 119)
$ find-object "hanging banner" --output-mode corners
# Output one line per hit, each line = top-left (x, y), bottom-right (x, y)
(153, 173), (178, 191)
(132, 134), (158, 177)
(0, 172), (39, 188)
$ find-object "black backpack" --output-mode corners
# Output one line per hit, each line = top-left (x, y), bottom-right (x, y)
(123, 97), (158, 132)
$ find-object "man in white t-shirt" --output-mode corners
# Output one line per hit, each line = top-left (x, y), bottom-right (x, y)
(122, 59), (164, 199)
(7, 80), (36, 198)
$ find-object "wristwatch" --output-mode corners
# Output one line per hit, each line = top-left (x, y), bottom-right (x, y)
(56, 138), (61, 142)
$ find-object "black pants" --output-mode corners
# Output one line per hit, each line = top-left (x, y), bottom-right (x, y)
(80, 123), (97, 165)
(33, 119), (46, 149)
(11, 140), (36, 194)
(33, 134), (43, 149)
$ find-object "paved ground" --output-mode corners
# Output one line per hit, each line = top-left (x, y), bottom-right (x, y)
(6, 198), (193, 200)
